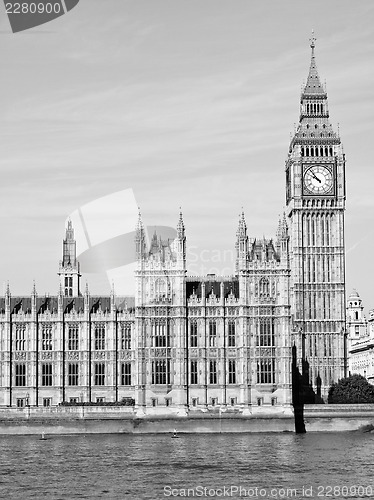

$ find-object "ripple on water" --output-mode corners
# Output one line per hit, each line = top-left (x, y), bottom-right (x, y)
(0, 432), (373, 499)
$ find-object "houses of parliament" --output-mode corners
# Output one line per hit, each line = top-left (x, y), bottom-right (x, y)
(0, 37), (347, 410)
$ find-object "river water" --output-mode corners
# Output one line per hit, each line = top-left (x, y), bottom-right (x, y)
(0, 432), (373, 499)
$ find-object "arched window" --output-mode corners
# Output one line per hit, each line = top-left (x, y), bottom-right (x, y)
(155, 278), (167, 298)
(259, 278), (270, 297)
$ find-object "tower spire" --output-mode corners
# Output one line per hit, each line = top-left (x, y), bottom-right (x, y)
(177, 207), (185, 238)
(135, 207), (146, 259)
(58, 220), (81, 297)
(303, 30), (325, 97)
(309, 29), (316, 54)
(236, 209), (248, 271)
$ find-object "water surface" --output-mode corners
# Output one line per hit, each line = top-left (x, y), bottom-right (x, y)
(0, 432), (373, 499)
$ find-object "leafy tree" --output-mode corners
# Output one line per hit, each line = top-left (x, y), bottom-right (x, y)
(328, 374), (374, 404)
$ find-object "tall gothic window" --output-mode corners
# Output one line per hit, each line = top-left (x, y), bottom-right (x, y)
(15, 324), (26, 351)
(209, 321), (217, 347)
(256, 317), (276, 384)
(120, 323), (131, 350)
(15, 363), (26, 387)
(152, 360), (170, 385)
(94, 324), (105, 350)
(41, 363), (53, 386)
(209, 360), (217, 384)
(68, 363), (78, 386)
(154, 320), (169, 347)
(121, 363), (131, 385)
(155, 278), (168, 300)
(257, 359), (275, 384)
(94, 363), (105, 385)
(228, 360), (236, 384)
(259, 278), (270, 298)
(228, 320), (235, 347)
(68, 324), (79, 351)
(65, 276), (73, 297)
(190, 321), (198, 347)
(190, 360), (198, 384)
(41, 324), (52, 351)
(257, 319), (274, 347)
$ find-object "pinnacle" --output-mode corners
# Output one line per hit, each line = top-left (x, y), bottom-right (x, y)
(303, 35), (325, 96)
(177, 208), (185, 233)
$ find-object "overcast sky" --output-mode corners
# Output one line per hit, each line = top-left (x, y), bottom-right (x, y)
(1, 1), (373, 309)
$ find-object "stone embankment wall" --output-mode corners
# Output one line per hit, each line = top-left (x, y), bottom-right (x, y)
(0, 404), (373, 435)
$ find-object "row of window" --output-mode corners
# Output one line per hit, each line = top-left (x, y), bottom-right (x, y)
(190, 320), (236, 347)
(14, 362), (132, 387)
(301, 146), (334, 157)
(13, 358), (276, 387)
(190, 320), (275, 347)
(13, 323), (132, 352)
(189, 359), (276, 385)
(304, 103), (325, 114)
(190, 360), (237, 385)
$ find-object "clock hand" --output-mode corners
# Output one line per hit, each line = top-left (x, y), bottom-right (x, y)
(311, 172), (321, 183)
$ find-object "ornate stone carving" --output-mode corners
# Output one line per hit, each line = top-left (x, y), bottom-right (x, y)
(14, 352), (27, 361)
(93, 351), (106, 360)
(153, 348), (167, 357)
(67, 352), (79, 360)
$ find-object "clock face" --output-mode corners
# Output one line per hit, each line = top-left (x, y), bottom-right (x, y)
(303, 165), (333, 195)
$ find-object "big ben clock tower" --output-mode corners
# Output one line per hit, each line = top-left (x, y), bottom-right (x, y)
(286, 33), (346, 400)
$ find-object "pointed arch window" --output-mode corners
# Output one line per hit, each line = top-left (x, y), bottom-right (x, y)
(120, 323), (131, 350)
(155, 278), (167, 300)
(15, 324), (26, 351)
(41, 324), (52, 351)
(228, 320), (235, 347)
(154, 319), (169, 347)
(190, 320), (198, 347)
(259, 278), (270, 298)
(209, 320), (217, 347)
(68, 323), (79, 351)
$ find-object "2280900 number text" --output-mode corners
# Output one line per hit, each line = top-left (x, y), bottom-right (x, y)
(5, 2), (62, 14)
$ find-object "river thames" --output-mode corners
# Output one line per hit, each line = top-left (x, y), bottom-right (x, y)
(0, 432), (373, 499)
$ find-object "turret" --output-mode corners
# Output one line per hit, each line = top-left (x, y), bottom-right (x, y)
(135, 208), (146, 260)
(58, 220), (81, 297)
(276, 213), (289, 264)
(347, 290), (366, 341)
(176, 209), (186, 266)
(235, 210), (248, 272)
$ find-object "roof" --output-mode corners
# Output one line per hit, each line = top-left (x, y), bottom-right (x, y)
(0, 295), (135, 314)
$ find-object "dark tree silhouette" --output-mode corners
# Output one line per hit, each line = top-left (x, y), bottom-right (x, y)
(328, 374), (374, 404)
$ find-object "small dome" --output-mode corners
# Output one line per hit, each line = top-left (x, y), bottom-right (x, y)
(348, 289), (360, 299)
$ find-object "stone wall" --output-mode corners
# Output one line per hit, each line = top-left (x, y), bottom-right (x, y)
(0, 404), (373, 435)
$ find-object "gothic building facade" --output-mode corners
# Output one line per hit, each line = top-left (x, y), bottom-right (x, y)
(0, 37), (347, 409)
